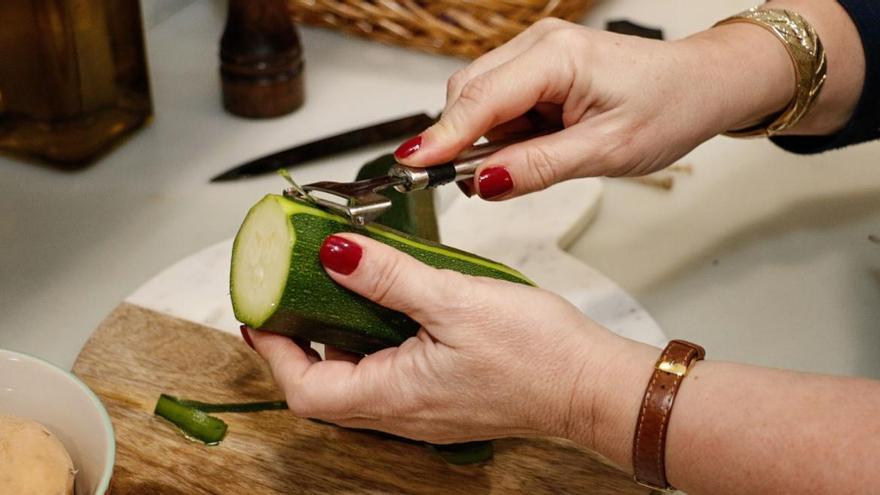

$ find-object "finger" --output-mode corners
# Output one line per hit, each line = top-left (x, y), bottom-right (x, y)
(444, 19), (569, 112)
(474, 125), (600, 200)
(401, 44), (571, 168)
(416, 327), (439, 344)
(249, 327), (367, 419)
(247, 328), (313, 386)
(325, 345), (362, 364)
(396, 20), (573, 163)
(470, 116), (545, 197)
(317, 233), (465, 331)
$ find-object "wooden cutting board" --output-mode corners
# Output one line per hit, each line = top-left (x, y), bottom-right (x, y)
(73, 303), (652, 495)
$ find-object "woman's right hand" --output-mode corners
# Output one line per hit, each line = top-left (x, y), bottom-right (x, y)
(394, 18), (794, 200)
(245, 233), (647, 447)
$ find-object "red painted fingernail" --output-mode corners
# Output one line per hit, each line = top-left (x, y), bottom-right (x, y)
(394, 135), (422, 160)
(456, 180), (474, 198)
(320, 235), (363, 275)
(240, 325), (255, 350)
(477, 167), (513, 199)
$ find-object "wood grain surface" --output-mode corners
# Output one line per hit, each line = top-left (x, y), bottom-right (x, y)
(73, 303), (651, 494)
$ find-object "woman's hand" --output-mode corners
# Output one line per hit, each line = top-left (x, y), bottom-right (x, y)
(394, 18), (795, 200)
(246, 233), (628, 445)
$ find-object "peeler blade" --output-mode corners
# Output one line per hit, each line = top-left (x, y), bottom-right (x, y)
(289, 175), (406, 226)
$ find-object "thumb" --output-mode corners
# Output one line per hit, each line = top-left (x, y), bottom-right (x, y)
(318, 233), (467, 328)
(394, 43), (566, 167)
(472, 126), (597, 200)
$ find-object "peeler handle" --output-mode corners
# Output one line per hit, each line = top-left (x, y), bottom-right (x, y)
(389, 130), (553, 192)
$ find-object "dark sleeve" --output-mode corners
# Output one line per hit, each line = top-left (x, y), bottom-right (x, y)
(770, 0), (880, 154)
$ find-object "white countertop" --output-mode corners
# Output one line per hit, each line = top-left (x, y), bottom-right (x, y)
(1, 0), (878, 380)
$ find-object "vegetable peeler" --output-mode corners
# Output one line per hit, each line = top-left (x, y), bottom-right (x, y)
(281, 132), (545, 226)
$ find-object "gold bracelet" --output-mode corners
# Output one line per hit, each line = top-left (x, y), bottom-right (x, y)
(714, 7), (827, 137)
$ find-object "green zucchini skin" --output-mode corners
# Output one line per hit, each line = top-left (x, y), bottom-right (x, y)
(355, 153), (440, 240)
(154, 394), (228, 445)
(231, 194), (533, 354)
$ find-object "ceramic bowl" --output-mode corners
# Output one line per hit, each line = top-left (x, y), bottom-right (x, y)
(0, 349), (115, 494)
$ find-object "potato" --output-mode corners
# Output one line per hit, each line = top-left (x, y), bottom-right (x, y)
(0, 415), (75, 495)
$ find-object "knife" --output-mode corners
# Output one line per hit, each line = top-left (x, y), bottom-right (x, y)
(210, 112), (436, 182)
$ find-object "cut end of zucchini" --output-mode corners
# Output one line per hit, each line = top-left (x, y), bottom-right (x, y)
(231, 196), (295, 328)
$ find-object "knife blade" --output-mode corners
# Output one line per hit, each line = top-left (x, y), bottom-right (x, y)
(210, 112), (436, 182)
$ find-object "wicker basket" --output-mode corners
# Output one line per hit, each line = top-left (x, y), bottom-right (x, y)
(288, 0), (595, 59)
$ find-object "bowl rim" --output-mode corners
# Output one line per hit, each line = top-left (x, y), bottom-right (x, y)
(0, 348), (116, 495)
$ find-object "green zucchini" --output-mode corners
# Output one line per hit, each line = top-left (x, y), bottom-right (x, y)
(230, 194), (533, 354)
(230, 169), (516, 464)
(154, 395), (493, 464)
(154, 394), (228, 445)
(355, 153), (439, 240)
(174, 398), (289, 414)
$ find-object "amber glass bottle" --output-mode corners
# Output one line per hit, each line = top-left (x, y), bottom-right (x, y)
(0, 0), (152, 168)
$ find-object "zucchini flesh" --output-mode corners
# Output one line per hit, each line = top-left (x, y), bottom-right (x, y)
(231, 194), (533, 354)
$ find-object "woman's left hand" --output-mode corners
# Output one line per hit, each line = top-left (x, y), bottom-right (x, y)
(245, 233), (631, 445)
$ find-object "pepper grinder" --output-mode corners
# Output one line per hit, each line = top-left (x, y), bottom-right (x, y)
(220, 0), (305, 118)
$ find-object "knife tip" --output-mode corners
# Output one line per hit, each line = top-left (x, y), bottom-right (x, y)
(210, 172), (240, 183)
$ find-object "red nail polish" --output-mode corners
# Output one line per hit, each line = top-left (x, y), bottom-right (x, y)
(240, 325), (255, 350)
(320, 235), (363, 275)
(477, 167), (513, 199)
(394, 135), (422, 160)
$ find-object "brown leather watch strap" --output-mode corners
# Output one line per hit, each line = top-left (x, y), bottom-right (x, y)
(632, 339), (706, 491)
